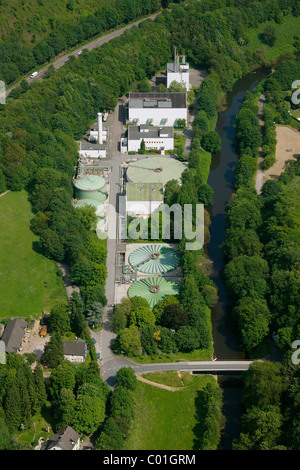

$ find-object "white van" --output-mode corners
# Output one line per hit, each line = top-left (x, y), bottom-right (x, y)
(30, 71), (38, 79)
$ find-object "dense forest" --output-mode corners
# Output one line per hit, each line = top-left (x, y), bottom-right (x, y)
(0, 0), (171, 86)
(223, 55), (300, 359)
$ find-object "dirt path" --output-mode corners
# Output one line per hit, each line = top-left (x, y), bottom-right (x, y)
(136, 373), (185, 391)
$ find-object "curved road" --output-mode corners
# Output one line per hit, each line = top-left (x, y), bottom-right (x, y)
(5, 12), (161, 98)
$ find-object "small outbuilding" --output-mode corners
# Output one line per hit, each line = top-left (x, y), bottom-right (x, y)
(63, 340), (87, 363)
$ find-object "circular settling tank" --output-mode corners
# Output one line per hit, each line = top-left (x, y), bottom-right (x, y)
(73, 174), (107, 202)
(128, 277), (180, 308)
(126, 156), (186, 185)
(129, 244), (180, 274)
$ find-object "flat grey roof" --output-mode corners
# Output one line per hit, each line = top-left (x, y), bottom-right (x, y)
(167, 62), (189, 73)
(80, 142), (106, 150)
(128, 125), (174, 141)
(129, 92), (186, 109)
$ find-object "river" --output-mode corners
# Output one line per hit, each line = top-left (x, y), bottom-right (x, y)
(206, 68), (267, 449)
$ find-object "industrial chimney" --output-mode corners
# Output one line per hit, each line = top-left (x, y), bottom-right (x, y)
(97, 112), (103, 145)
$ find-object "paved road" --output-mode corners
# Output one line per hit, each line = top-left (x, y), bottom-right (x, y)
(5, 13), (160, 98)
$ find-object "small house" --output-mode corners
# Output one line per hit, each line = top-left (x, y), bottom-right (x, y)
(63, 340), (87, 363)
(41, 426), (81, 451)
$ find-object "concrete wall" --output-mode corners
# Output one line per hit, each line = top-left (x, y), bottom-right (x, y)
(167, 71), (190, 91)
(126, 200), (162, 218)
(128, 108), (187, 127)
(80, 148), (106, 159)
(128, 137), (174, 153)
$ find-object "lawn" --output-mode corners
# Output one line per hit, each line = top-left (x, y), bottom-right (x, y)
(123, 372), (218, 450)
(0, 190), (67, 320)
(246, 15), (300, 60)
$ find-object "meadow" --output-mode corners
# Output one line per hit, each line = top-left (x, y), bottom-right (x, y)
(0, 190), (67, 320)
(123, 372), (219, 450)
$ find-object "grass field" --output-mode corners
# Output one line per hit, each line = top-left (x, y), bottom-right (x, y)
(247, 15), (300, 60)
(0, 190), (67, 320)
(123, 372), (218, 450)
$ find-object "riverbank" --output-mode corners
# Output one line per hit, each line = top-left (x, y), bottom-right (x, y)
(256, 125), (300, 192)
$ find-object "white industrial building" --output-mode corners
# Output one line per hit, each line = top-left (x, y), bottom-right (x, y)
(79, 113), (107, 158)
(128, 92), (187, 127)
(167, 50), (190, 91)
(127, 124), (174, 153)
(125, 182), (164, 218)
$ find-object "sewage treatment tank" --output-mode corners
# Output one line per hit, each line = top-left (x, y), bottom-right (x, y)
(73, 174), (107, 203)
(128, 277), (180, 308)
(129, 244), (180, 274)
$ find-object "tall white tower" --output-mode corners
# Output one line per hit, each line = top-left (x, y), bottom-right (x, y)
(97, 112), (103, 144)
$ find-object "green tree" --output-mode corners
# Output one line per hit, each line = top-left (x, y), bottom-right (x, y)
(49, 362), (76, 400)
(110, 386), (134, 422)
(72, 394), (105, 435)
(118, 325), (142, 356)
(49, 302), (70, 335)
(3, 371), (21, 432)
(85, 302), (104, 329)
(95, 417), (124, 450)
(201, 131), (221, 153)
(41, 331), (64, 369)
(0, 418), (10, 450)
(69, 291), (86, 337)
(54, 388), (77, 431)
(161, 303), (188, 330)
(116, 367), (137, 391)
(169, 80), (185, 92)
(175, 325), (201, 352)
(242, 361), (287, 409)
(33, 364), (47, 410)
(235, 297), (271, 351)
(261, 25), (277, 46)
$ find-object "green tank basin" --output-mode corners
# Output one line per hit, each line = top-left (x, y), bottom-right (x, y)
(128, 277), (180, 308)
(126, 156), (187, 185)
(73, 174), (107, 202)
(129, 244), (180, 274)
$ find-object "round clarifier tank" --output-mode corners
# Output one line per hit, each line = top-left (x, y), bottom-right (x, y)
(73, 174), (107, 202)
(126, 156), (187, 185)
(129, 244), (180, 274)
(128, 277), (180, 308)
